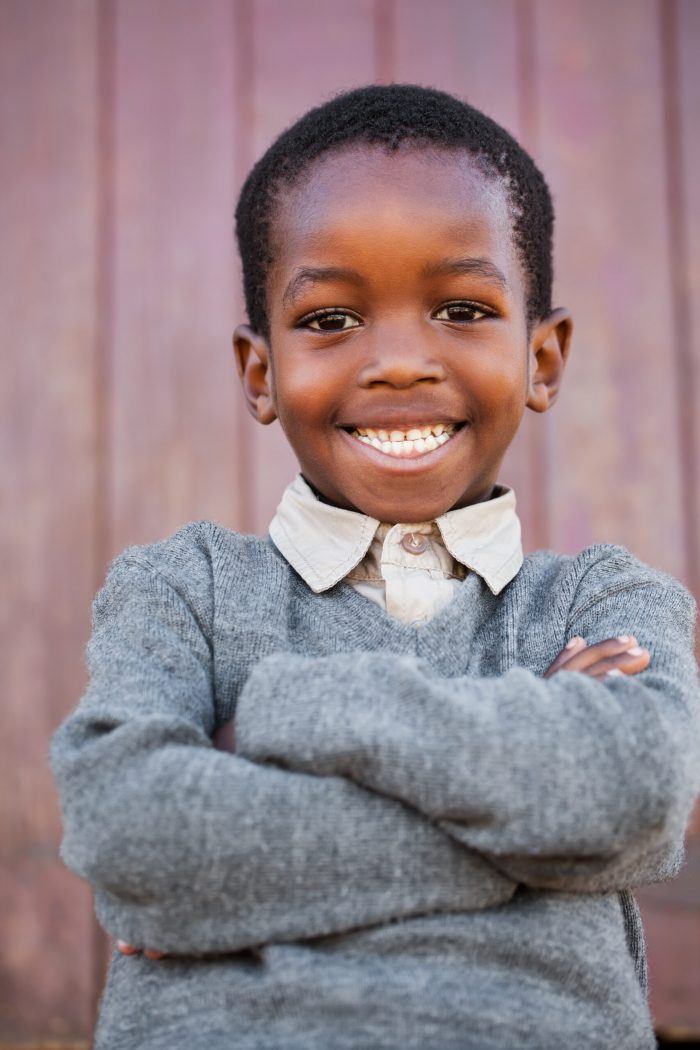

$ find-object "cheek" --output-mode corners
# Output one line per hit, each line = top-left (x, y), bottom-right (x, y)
(273, 354), (345, 434)
(459, 350), (526, 425)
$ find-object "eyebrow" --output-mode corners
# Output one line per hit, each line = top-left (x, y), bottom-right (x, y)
(282, 267), (365, 307)
(421, 256), (509, 291)
(281, 255), (508, 308)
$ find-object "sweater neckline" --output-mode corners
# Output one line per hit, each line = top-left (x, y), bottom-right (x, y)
(297, 545), (503, 660)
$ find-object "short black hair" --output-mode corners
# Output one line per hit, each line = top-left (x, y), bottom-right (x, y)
(234, 83), (554, 342)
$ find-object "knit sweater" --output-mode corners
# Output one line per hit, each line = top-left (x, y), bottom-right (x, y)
(50, 521), (700, 1049)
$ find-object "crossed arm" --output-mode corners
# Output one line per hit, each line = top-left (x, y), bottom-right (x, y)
(232, 565), (699, 891)
(51, 556), (515, 957)
(116, 632), (661, 960)
(51, 551), (700, 959)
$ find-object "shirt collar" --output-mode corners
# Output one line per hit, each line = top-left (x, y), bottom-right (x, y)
(269, 473), (523, 595)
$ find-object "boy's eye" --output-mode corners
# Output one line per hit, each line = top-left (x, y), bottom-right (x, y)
(433, 301), (492, 323)
(299, 309), (362, 332)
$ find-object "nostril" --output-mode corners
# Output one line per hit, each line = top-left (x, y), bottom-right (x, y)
(357, 353), (448, 389)
(364, 374), (444, 390)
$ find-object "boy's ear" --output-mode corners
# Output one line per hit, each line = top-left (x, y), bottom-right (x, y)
(232, 324), (277, 425)
(526, 307), (573, 413)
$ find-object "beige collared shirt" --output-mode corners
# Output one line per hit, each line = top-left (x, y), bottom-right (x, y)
(268, 473), (523, 626)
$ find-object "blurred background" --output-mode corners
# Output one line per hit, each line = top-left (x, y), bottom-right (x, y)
(1, 0), (699, 1045)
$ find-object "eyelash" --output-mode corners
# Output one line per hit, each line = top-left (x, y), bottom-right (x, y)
(297, 301), (495, 332)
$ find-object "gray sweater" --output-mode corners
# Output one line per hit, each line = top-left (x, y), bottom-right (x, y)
(50, 521), (700, 1049)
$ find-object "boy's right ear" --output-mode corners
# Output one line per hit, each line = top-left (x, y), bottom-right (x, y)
(232, 324), (277, 425)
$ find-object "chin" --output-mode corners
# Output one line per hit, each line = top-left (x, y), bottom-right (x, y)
(357, 492), (459, 524)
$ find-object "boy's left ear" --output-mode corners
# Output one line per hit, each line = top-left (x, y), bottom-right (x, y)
(526, 307), (573, 413)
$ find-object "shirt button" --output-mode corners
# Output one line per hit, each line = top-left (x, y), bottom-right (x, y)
(401, 532), (429, 555)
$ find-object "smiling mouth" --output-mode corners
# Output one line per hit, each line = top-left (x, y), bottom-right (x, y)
(344, 422), (465, 458)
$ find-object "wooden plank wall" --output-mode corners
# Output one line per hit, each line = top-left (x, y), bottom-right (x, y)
(1, 0), (698, 1042)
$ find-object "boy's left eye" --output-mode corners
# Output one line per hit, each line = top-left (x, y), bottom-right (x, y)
(433, 301), (492, 323)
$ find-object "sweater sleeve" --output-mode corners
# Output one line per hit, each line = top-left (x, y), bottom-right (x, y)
(235, 549), (700, 893)
(50, 552), (516, 955)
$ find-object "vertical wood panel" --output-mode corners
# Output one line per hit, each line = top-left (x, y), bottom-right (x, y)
(110, 0), (242, 554)
(673, 0), (700, 604)
(532, 0), (686, 579)
(531, 0), (698, 1031)
(244, 0), (376, 534)
(393, 0), (521, 135)
(391, 0), (547, 552)
(634, 0), (700, 1037)
(0, 1), (99, 1039)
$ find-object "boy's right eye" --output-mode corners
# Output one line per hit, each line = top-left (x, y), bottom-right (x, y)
(298, 309), (362, 332)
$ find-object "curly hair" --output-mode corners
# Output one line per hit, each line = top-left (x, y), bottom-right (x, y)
(234, 83), (554, 341)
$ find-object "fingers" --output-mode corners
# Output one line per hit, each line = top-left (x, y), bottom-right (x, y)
(116, 940), (139, 955)
(117, 940), (167, 960)
(587, 646), (651, 679)
(544, 636), (651, 680)
(559, 636), (650, 676)
(543, 636), (587, 678)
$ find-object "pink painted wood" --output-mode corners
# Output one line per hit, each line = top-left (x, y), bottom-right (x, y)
(533, 0), (687, 577)
(0, 0), (100, 1039)
(674, 0), (700, 606)
(634, 0), (700, 1037)
(108, 0), (243, 554)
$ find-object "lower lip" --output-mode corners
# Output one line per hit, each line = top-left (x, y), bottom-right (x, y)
(338, 425), (470, 471)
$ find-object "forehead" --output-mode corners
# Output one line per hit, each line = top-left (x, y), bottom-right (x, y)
(268, 143), (521, 291)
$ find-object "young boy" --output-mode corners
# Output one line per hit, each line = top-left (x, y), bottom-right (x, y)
(51, 84), (700, 1049)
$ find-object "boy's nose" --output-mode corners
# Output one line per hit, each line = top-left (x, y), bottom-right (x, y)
(357, 339), (447, 389)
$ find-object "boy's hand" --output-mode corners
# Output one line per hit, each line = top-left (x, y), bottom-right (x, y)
(212, 718), (236, 752)
(116, 940), (166, 960)
(543, 635), (650, 679)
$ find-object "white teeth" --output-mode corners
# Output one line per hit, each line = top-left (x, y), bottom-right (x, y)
(349, 422), (462, 458)
(356, 423), (456, 440)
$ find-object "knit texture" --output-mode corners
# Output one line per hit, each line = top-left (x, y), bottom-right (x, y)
(50, 521), (700, 1049)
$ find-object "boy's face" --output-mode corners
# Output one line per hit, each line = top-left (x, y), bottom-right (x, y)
(234, 144), (571, 523)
